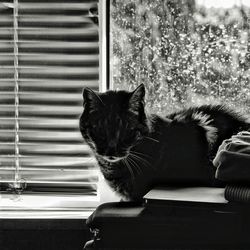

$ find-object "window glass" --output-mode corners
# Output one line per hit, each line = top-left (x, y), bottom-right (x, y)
(111, 0), (250, 115)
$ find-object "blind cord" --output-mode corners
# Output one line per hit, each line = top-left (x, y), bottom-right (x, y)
(11, 0), (26, 193)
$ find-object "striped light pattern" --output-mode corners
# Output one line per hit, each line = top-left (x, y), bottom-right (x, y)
(0, 0), (100, 202)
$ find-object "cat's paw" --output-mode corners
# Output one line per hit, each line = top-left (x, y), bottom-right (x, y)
(120, 197), (131, 202)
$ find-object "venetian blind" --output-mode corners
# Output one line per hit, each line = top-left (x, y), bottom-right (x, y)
(0, 0), (100, 203)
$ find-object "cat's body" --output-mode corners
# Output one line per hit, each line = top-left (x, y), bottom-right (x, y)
(79, 85), (250, 200)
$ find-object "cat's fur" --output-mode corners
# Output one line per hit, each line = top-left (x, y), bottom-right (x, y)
(79, 84), (250, 201)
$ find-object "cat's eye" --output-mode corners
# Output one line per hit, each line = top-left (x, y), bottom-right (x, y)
(127, 129), (141, 140)
(135, 131), (142, 140)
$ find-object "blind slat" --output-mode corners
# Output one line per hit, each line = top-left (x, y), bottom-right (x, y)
(0, 53), (98, 60)
(19, 92), (83, 103)
(0, 66), (98, 73)
(0, 130), (85, 142)
(0, 156), (97, 168)
(17, 79), (98, 89)
(0, 143), (92, 155)
(16, 2), (97, 10)
(0, 169), (98, 183)
(0, 41), (99, 53)
(0, 27), (98, 35)
(0, 55), (99, 67)
(0, 118), (80, 129)
(0, 80), (98, 92)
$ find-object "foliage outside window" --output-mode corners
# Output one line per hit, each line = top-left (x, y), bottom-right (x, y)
(111, 0), (250, 115)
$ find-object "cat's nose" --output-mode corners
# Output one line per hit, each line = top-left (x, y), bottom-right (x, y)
(109, 140), (116, 148)
(105, 146), (117, 156)
(105, 148), (116, 156)
(107, 156), (116, 160)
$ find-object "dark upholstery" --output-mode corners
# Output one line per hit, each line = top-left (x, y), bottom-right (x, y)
(86, 202), (144, 229)
(84, 201), (250, 250)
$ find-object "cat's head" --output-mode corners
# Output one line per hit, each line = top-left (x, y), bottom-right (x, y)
(79, 84), (150, 163)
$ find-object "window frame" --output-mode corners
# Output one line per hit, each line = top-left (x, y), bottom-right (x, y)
(0, 0), (113, 219)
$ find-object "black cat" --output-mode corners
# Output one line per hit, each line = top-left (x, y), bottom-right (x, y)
(79, 84), (250, 200)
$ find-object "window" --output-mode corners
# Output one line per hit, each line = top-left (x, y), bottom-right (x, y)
(0, 0), (109, 217)
(1, 0), (249, 217)
(110, 0), (250, 116)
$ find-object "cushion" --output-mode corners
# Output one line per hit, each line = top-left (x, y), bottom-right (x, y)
(213, 131), (250, 182)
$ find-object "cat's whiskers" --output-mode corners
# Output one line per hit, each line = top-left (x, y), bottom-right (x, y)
(129, 151), (154, 170)
(122, 158), (135, 180)
(143, 136), (159, 143)
(129, 150), (153, 160)
(127, 156), (143, 175)
(129, 153), (148, 167)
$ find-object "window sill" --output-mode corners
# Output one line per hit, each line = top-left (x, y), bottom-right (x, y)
(0, 193), (99, 219)
(0, 180), (120, 219)
(0, 210), (94, 219)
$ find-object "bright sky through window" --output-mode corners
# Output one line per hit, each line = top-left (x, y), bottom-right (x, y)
(196, 0), (250, 8)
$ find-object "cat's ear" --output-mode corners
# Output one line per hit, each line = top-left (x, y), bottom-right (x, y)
(128, 84), (145, 114)
(83, 88), (104, 111)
